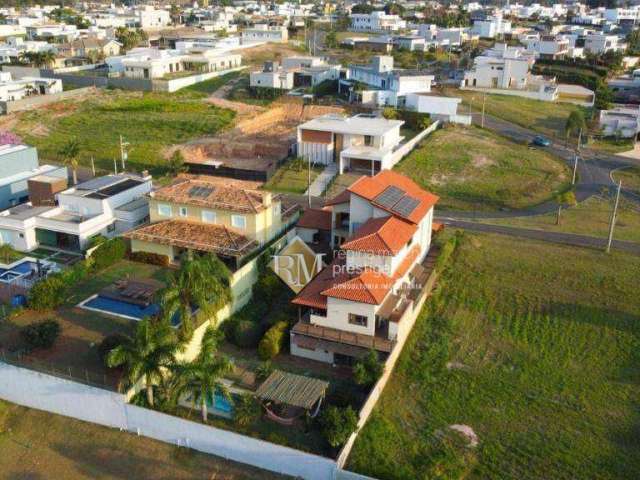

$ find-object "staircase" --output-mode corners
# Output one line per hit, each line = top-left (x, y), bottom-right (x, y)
(305, 163), (338, 198)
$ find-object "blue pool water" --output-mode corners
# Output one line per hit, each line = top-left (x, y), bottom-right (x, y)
(0, 261), (41, 281)
(207, 392), (234, 414)
(83, 295), (181, 327)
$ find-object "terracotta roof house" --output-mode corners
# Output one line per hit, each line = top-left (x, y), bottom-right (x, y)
(289, 170), (440, 365)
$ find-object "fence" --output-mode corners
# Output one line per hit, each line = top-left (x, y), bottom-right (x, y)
(391, 120), (440, 165)
(0, 86), (95, 114)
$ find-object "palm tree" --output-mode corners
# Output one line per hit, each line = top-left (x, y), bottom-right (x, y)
(173, 326), (233, 423)
(107, 317), (180, 407)
(160, 253), (232, 341)
(59, 138), (80, 185)
(564, 110), (587, 148)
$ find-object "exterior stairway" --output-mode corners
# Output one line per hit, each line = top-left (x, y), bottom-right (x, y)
(305, 163), (338, 198)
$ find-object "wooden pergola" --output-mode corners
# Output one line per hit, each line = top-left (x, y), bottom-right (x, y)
(256, 370), (329, 411)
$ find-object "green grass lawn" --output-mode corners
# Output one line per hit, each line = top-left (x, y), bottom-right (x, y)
(349, 232), (640, 480)
(11, 89), (235, 176)
(613, 166), (640, 195)
(395, 125), (570, 211)
(264, 158), (324, 194)
(478, 195), (640, 243)
(0, 399), (287, 479)
(181, 70), (243, 95)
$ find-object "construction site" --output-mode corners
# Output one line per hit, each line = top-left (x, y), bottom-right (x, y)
(178, 97), (344, 182)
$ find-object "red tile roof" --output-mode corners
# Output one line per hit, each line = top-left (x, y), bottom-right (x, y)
(297, 208), (332, 231)
(348, 170), (439, 224)
(392, 244), (421, 280)
(321, 269), (393, 305)
(324, 188), (352, 206)
(340, 216), (417, 256)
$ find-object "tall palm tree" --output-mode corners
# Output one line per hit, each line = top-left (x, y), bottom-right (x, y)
(160, 253), (232, 341)
(107, 317), (180, 407)
(59, 138), (80, 185)
(173, 326), (233, 423)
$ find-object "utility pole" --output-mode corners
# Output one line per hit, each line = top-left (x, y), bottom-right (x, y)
(577, 127), (582, 152)
(119, 135), (129, 171)
(572, 153), (578, 185)
(113, 158), (118, 175)
(606, 180), (622, 254)
(91, 157), (96, 177)
(307, 156), (311, 208)
(481, 92), (486, 128)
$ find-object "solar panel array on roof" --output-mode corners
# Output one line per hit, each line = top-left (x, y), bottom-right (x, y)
(76, 175), (125, 191)
(392, 195), (419, 217)
(188, 185), (214, 198)
(374, 186), (405, 209)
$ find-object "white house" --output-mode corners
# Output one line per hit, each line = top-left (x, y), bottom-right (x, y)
(584, 33), (626, 54)
(604, 7), (640, 25)
(524, 35), (570, 60)
(472, 15), (512, 39)
(241, 24), (288, 43)
(599, 105), (640, 138)
(250, 61), (294, 89)
(290, 170), (439, 364)
(134, 6), (171, 30)
(0, 72), (62, 103)
(350, 11), (407, 32)
(250, 56), (340, 90)
(296, 114), (404, 175)
(0, 173), (152, 252)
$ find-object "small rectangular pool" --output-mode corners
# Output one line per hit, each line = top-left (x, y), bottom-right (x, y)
(0, 259), (52, 284)
(80, 294), (181, 327)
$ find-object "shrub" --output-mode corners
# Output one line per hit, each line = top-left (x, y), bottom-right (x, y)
(233, 394), (262, 427)
(20, 320), (61, 350)
(90, 237), (127, 271)
(258, 321), (288, 360)
(353, 350), (384, 387)
(128, 251), (170, 267)
(232, 319), (263, 348)
(255, 360), (274, 382)
(320, 405), (358, 449)
(28, 274), (67, 310)
(98, 333), (129, 366)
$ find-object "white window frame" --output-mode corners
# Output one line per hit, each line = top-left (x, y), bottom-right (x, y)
(157, 204), (172, 217)
(201, 210), (216, 223)
(231, 214), (246, 230)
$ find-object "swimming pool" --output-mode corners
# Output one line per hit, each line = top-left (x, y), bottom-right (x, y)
(0, 260), (44, 283)
(80, 294), (181, 327)
(208, 392), (234, 415)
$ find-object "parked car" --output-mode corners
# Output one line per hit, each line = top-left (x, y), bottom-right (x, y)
(531, 135), (551, 147)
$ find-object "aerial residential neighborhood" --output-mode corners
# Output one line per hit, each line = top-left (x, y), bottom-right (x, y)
(0, 1), (638, 480)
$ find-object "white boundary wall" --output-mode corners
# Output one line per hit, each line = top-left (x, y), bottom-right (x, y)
(390, 120), (440, 165)
(0, 362), (338, 480)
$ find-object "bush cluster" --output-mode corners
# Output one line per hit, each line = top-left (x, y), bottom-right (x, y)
(258, 321), (288, 360)
(20, 319), (60, 350)
(90, 238), (127, 271)
(128, 251), (170, 267)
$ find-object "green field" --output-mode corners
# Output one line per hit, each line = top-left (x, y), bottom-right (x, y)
(395, 125), (570, 211)
(349, 232), (640, 480)
(479, 195), (640, 243)
(10, 89), (235, 175)
(264, 158), (324, 194)
(0, 400), (287, 479)
(614, 166), (640, 195)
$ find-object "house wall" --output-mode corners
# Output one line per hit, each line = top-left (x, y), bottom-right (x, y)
(290, 338), (335, 363)
(317, 297), (377, 336)
(250, 70), (294, 89)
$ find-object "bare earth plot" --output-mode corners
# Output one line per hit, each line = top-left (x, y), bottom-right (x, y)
(0, 399), (288, 480)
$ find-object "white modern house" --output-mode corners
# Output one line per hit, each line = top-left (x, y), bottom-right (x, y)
(296, 114), (404, 175)
(584, 33), (626, 54)
(249, 56), (340, 90)
(471, 15), (512, 39)
(241, 24), (288, 43)
(250, 61), (294, 90)
(350, 11), (407, 32)
(599, 105), (640, 138)
(134, 6), (171, 29)
(0, 173), (152, 252)
(290, 170), (439, 364)
(0, 72), (62, 103)
(523, 35), (571, 59)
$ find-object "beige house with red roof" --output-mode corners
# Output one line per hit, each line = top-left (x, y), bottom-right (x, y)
(290, 170), (439, 365)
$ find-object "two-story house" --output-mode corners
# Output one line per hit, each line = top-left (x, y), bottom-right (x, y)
(296, 113), (405, 175)
(289, 170), (439, 365)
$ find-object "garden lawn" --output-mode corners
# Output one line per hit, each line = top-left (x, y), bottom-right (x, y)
(395, 125), (570, 211)
(478, 195), (640, 243)
(11, 89), (235, 175)
(264, 158), (324, 194)
(0, 399), (287, 479)
(181, 70), (243, 95)
(613, 166), (640, 195)
(348, 232), (640, 480)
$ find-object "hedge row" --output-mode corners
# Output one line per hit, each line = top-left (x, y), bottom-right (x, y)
(128, 251), (170, 267)
(258, 321), (288, 360)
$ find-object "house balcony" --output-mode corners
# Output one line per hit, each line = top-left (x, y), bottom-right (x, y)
(292, 313), (394, 353)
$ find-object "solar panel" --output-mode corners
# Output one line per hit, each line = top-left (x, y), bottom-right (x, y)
(374, 186), (405, 209)
(188, 186), (214, 198)
(392, 195), (420, 217)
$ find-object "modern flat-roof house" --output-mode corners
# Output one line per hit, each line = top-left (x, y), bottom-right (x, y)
(296, 114), (404, 175)
(125, 175), (285, 269)
(0, 71), (63, 103)
(584, 33), (626, 54)
(0, 173), (151, 252)
(350, 11), (406, 32)
(471, 15), (512, 38)
(241, 24), (288, 43)
(0, 144), (67, 211)
(289, 170), (439, 364)
(599, 105), (640, 138)
(249, 56), (341, 90)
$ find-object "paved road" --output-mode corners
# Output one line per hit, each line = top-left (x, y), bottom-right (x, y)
(438, 218), (640, 255)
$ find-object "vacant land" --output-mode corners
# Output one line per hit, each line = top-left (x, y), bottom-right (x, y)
(0, 399), (287, 480)
(442, 88), (584, 139)
(181, 70), (244, 95)
(325, 172), (362, 199)
(479, 195), (640, 243)
(613, 166), (640, 195)
(395, 125), (570, 211)
(349, 232), (640, 480)
(7, 89), (235, 175)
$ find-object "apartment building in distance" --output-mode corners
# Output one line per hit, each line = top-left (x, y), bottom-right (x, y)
(289, 170), (439, 365)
